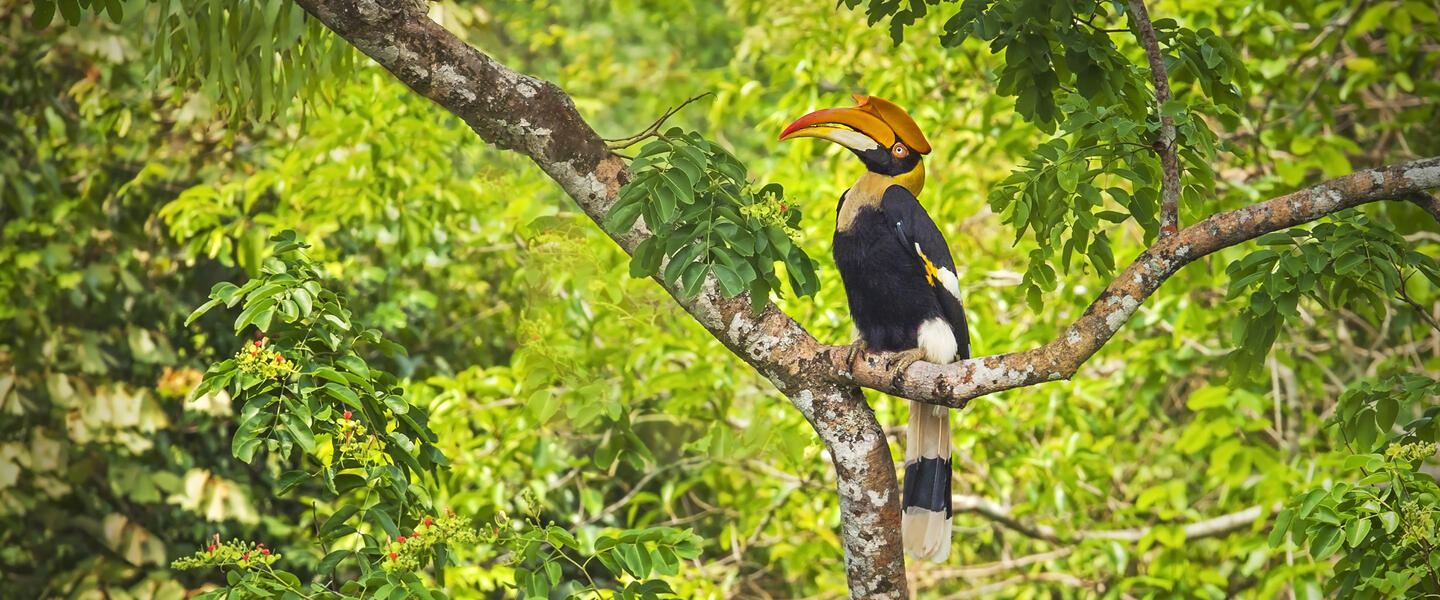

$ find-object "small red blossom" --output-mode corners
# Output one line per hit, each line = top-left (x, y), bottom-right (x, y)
(275, 355), (283, 363)
(343, 410), (352, 420)
(397, 535), (406, 543)
(208, 544), (216, 553)
(242, 553), (250, 561)
(389, 552), (398, 561)
(254, 339), (262, 347)
(423, 518), (433, 526)
(261, 548), (270, 556)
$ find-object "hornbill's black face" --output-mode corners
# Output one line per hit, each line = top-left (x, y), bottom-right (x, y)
(778, 95), (932, 191)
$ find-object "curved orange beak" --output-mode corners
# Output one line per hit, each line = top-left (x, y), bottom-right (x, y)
(779, 95), (931, 154)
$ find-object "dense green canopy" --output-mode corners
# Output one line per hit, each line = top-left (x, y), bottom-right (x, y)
(2, 0), (1439, 598)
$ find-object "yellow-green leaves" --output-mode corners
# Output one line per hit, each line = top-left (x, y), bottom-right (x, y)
(608, 128), (820, 309)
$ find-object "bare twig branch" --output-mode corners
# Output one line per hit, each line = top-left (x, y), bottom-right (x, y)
(288, 1), (1440, 596)
(1126, 0), (1181, 236)
(604, 92), (713, 149)
(951, 495), (1282, 545)
(925, 547), (1074, 578)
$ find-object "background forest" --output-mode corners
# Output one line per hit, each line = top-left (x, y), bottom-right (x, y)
(3, 0), (1440, 598)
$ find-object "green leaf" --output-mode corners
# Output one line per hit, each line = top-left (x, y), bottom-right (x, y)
(1380, 511), (1400, 533)
(369, 507), (399, 538)
(1269, 508), (1294, 547)
(630, 236), (664, 278)
(185, 298), (223, 326)
(276, 469), (309, 496)
(1160, 99), (1187, 120)
(383, 394), (409, 415)
(234, 298), (277, 333)
(1377, 398), (1399, 431)
(57, 0), (80, 25)
(1345, 517), (1371, 547)
(32, 0), (57, 27)
(321, 505), (360, 537)
(605, 195), (646, 233)
(680, 261), (709, 299)
(712, 263), (743, 297)
(283, 413), (316, 454)
(1309, 525), (1343, 560)
(323, 383), (363, 411)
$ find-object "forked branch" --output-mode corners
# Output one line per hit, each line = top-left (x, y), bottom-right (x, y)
(287, 0), (1440, 596)
(1127, 0), (1182, 235)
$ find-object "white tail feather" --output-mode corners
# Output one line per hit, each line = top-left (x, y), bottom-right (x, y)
(903, 400), (952, 562)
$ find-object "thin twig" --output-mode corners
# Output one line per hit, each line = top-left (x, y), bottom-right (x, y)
(951, 495), (1282, 544)
(604, 93), (713, 150)
(1126, 0), (1180, 236)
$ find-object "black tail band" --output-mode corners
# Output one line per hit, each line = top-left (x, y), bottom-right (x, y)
(902, 456), (952, 516)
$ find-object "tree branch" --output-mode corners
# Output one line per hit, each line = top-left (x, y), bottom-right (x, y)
(1127, 0), (1181, 236)
(291, 1), (906, 595)
(290, 1), (1438, 596)
(951, 495), (1282, 545)
(844, 157), (1440, 408)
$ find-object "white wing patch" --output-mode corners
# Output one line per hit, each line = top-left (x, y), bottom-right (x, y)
(935, 267), (961, 300)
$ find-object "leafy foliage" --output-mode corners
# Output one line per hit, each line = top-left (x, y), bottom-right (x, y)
(1270, 374), (1440, 598)
(5, 0), (1440, 598)
(607, 128), (820, 309)
(1225, 216), (1440, 378)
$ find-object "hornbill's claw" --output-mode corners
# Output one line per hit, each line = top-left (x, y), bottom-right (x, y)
(887, 348), (927, 373)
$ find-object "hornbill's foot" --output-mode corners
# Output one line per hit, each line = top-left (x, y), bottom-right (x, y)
(887, 348), (927, 373)
(846, 339), (868, 371)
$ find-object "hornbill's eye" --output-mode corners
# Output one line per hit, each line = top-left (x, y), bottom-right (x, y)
(892, 143), (908, 158)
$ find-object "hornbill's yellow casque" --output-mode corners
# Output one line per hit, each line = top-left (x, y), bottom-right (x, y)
(780, 96), (968, 562)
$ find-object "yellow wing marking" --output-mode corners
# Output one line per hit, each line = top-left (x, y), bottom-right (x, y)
(914, 243), (939, 286)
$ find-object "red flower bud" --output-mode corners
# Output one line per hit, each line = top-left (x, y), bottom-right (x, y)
(255, 339), (262, 347)
(242, 553), (250, 561)
(275, 355), (283, 363)
(208, 544), (216, 553)
(423, 518), (433, 526)
(389, 552), (398, 561)
(261, 548), (270, 555)
(343, 410), (352, 420)
(256, 543), (264, 547)
(397, 535), (406, 543)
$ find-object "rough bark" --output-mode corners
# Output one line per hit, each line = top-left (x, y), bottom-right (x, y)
(842, 157), (1440, 407)
(1128, 0), (1182, 236)
(291, 0), (1440, 596)
(291, 0), (908, 595)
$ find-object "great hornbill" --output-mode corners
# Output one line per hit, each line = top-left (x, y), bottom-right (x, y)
(780, 96), (968, 562)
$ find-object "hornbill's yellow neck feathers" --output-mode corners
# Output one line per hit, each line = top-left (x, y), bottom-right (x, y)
(779, 95), (930, 195)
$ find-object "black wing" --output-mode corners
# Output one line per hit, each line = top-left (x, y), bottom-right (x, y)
(880, 185), (971, 359)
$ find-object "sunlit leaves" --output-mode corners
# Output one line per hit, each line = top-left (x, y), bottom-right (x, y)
(1224, 216), (1440, 378)
(185, 231), (457, 596)
(608, 128), (820, 308)
(1270, 374), (1440, 598)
